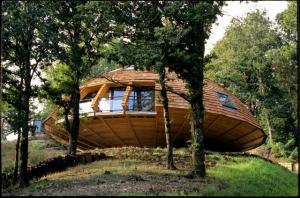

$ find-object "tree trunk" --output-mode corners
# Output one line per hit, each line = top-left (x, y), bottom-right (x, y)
(188, 19), (206, 177)
(69, 84), (80, 156)
(159, 67), (176, 170)
(190, 99), (206, 177)
(19, 79), (30, 187)
(13, 129), (21, 182)
(265, 112), (273, 145)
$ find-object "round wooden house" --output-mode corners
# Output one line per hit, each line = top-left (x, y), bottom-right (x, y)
(43, 68), (266, 152)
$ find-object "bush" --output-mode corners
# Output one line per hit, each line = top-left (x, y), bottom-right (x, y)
(284, 139), (295, 151)
(271, 142), (286, 158)
(288, 147), (298, 161)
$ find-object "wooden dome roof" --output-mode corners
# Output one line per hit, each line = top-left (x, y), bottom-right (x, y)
(43, 68), (266, 152)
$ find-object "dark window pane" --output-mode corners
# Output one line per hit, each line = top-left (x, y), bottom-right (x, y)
(215, 92), (238, 110)
(127, 87), (154, 112)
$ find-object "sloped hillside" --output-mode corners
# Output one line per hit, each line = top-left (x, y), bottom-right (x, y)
(1, 135), (68, 173)
(2, 146), (298, 196)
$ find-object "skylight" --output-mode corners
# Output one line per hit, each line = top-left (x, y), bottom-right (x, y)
(215, 92), (238, 110)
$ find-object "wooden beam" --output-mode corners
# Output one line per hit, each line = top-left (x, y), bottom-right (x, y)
(229, 128), (260, 143)
(234, 135), (265, 150)
(44, 124), (95, 149)
(173, 114), (188, 141)
(155, 107), (160, 147)
(100, 117), (125, 145)
(49, 123), (98, 149)
(204, 115), (220, 132)
(91, 84), (109, 112)
(215, 120), (243, 138)
(47, 133), (87, 151)
(43, 107), (60, 123)
(125, 115), (142, 147)
(77, 132), (102, 148)
(122, 83), (133, 113)
(80, 87), (90, 100)
(79, 122), (107, 148)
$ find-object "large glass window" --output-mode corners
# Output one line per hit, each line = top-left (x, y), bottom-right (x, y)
(80, 86), (155, 113)
(109, 87), (125, 112)
(215, 92), (238, 110)
(128, 87), (155, 111)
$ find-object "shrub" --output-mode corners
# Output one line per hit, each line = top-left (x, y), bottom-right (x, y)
(284, 139), (295, 151)
(288, 147), (298, 161)
(271, 142), (286, 158)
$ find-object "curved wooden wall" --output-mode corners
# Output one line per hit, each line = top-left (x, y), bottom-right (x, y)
(43, 68), (266, 152)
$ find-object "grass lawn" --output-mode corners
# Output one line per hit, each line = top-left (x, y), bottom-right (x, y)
(1, 136), (68, 173)
(204, 154), (298, 196)
(2, 145), (298, 196)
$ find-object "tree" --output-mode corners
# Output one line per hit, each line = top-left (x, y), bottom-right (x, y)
(2, 1), (53, 187)
(155, 1), (225, 177)
(110, 1), (225, 176)
(39, 63), (74, 141)
(272, 1), (297, 145)
(42, 1), (114, 155)
(1, 101), (22, 182)
(109, 1), (177, 169)
(205, 9), (297, 152)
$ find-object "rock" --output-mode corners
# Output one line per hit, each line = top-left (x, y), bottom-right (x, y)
(85, 154), (92, 163)
(97, 180), (105, 185)
(104, 170), (112, 175)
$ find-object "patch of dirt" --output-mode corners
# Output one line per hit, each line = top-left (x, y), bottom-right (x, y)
(2, 160), (211, 196)
(2, 147), (221, 196)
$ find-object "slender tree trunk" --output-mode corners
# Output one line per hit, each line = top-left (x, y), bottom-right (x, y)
(159, 67), (176, 170)
(14, 76), (23, 182)
(19, 76), (30, 187)
(13, 129), (21, 182)
(63, 106), (72, 154)
(190, 99), (206, 177)
(69, 84), (80, 156)
(265, 112), (273, 145)
(188, 19), (206, 177)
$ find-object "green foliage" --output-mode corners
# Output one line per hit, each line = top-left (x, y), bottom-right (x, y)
(2, 1), (56, 186)
(205, 7), (297, 155)
(284, 139), (295, 151)
(110, 0), (225, 177)
(204, 157), (298, 196)
(288, 148), (298, 161)
(206, 10), (282, 113)
(82, 59), (120, 81)
(276, 1), (297, 42)
(271, 142), (286, 158)
(38, 1), (117, 154)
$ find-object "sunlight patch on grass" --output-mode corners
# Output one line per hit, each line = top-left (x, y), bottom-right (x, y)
(1, 139), (67, 173)
(204, 157), (298, 196)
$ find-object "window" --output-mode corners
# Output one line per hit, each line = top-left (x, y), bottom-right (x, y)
(98, 86), (155, 112)
(128, 87), (155, 111)
(215, 92), (238, 110)
(109, 87), (125, 112)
